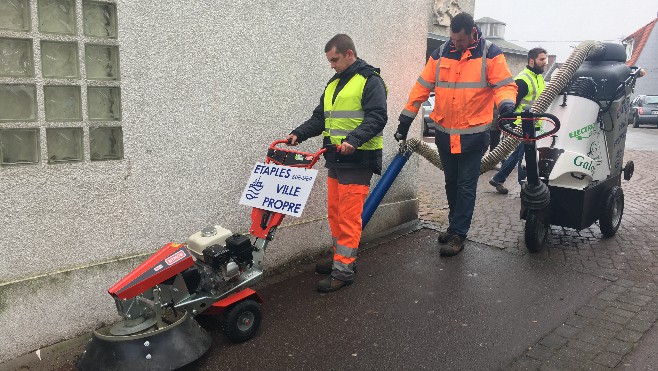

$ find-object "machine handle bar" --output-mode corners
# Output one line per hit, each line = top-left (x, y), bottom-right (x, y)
(497, 112), (561, 141)
(267, 139), (339, 169)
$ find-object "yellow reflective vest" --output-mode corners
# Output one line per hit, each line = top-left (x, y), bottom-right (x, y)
(515, 67), (546, 129)
(323, 73), (384, 151)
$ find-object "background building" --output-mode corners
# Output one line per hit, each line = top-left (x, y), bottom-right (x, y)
(623, 16), (658, 96)
(475, 17), (527, 75)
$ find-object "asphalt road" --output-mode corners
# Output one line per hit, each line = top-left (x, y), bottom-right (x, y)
(626, 126), (658, 151)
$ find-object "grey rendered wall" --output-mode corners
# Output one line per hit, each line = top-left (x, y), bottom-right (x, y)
(0, 0), (431, 362)
(634, 24), (658, 96)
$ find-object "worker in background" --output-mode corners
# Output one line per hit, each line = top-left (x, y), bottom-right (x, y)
(489, 47), (548, 194)
(395, 12), (517, 256)
(287, 34), (387, 292)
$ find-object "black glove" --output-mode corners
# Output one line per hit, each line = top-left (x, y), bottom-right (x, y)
(395, 114), (414, 141)
(498, 102), (515, 116)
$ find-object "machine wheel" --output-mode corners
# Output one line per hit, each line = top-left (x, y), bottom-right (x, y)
(600, 186), (624, 237)
(623, 161), (634, 181)
(525, 211), (549, 252)
(222, 299), (262, 343)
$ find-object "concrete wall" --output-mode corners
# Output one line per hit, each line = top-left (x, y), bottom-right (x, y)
(0, 0), (431, 362)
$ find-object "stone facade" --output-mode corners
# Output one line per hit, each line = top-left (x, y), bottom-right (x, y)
(430, 0), (476, 37)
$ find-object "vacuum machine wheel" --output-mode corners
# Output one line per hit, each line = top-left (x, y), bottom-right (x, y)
(222, 299), (262, 343)
(600, 186), (624, 237)
(525, 211), (549, 253)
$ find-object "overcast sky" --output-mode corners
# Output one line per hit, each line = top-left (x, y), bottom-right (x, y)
(474, 1), (658, 62)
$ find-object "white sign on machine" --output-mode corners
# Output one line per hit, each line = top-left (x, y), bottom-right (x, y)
(239, 162), (318, 217)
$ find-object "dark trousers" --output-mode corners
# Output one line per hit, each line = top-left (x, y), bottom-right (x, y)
(489, 130), (501, 152)
(438, 149), (483, 237)
(492, 143), (526, 185)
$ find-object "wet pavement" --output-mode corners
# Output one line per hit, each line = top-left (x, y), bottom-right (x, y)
(9, 128), (658, 371)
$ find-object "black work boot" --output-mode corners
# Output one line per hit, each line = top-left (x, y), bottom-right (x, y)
(489, 179), (509, 195)
(437, 228), (453, 244)
(317, 277), (353, 292)
(315, 259), (333, 274)
(439, 235), (466, 257)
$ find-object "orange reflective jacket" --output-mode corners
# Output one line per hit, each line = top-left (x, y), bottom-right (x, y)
(402, 34), (517, 154)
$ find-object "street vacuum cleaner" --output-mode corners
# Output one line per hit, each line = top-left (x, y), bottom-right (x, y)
(486, 41), (644, 251)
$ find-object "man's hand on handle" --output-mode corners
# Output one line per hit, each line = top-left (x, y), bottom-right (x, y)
(286, 134), (299, 146)
(498, 101), (515, 116)
(395, 114), (414, 141)
(339, 141), (355, 155)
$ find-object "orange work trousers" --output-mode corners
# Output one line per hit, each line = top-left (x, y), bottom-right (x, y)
(327, 167), (372, 281)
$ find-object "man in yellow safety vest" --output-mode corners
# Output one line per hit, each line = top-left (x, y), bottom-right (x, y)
(287, 34), (388, 292)
(489, 47), (548, 194)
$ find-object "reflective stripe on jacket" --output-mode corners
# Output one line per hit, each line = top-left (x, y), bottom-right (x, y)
(401, 32), (517, 154)
(323, 73), (384, 150)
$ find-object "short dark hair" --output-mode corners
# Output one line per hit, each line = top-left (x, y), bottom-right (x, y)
(528, 47), (547, 61)
(325, 34), (357, 58)
(450, 13), (475, 34)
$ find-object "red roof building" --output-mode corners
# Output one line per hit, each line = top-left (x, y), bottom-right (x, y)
(623, 16), (658, 95)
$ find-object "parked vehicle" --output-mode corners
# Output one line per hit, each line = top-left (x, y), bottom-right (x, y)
(630, 94), (658, 128)
(421, 93), (436, 136)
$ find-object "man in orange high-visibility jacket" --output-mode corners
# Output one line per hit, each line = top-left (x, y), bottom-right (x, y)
(396, 13), (517, 256)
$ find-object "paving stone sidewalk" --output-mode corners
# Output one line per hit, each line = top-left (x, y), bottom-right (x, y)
(417, 146), (658, 370)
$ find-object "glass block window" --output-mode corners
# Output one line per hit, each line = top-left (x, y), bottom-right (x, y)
(0, 0), (123, 166)
(88, 86), (120, 120)
(46, 127), (83, 163)
(0, 0), (31, 32)
(83, 1), (117, 39)
(0, 84), (37, 121)
(90, 126), (123, 160)
(38, 0), (76, 35)
(41, 41), (79, 78)
(85, 44), (120, 80)
(0, 128), (40, 165)
(0, 37), (34, 77)
(44, 85), (82, 121)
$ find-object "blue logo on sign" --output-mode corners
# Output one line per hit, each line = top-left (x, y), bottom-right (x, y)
(246, 177), (263, 200)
